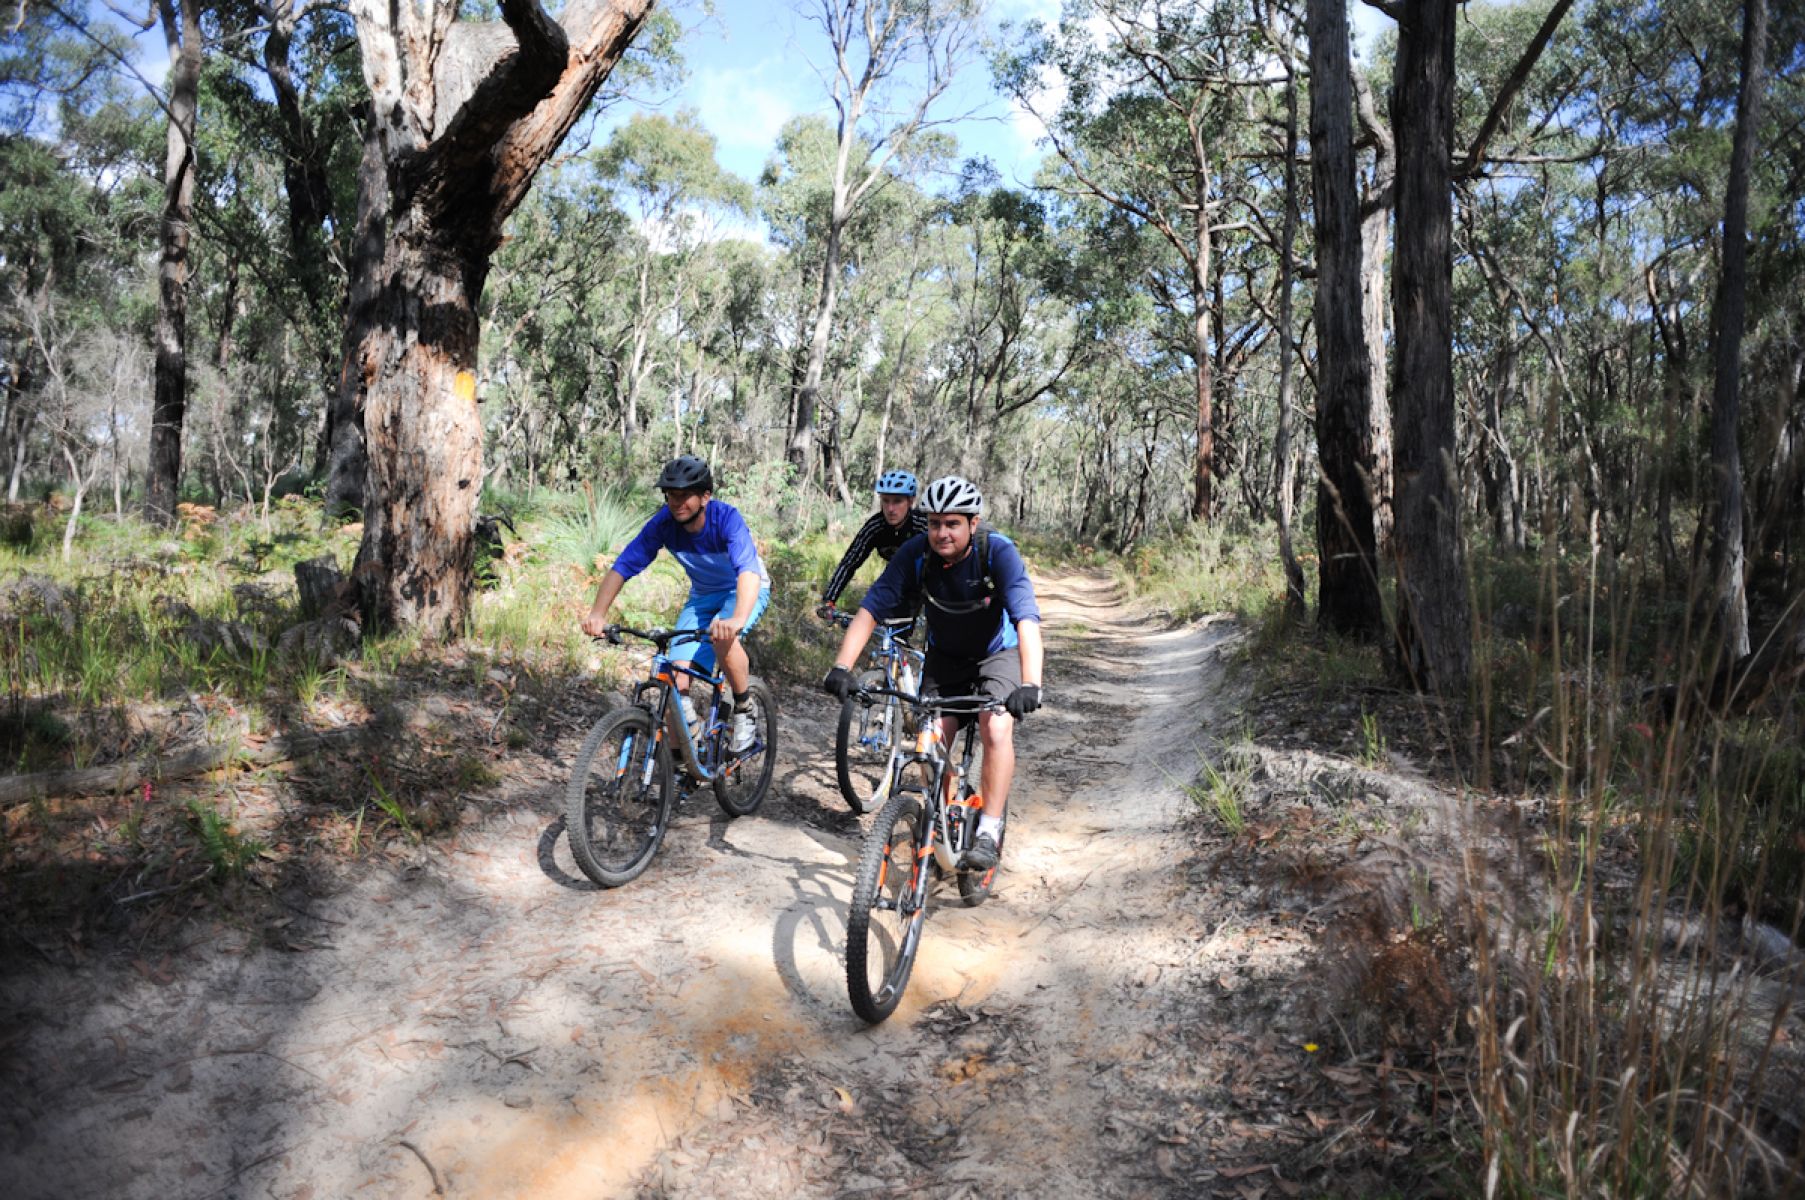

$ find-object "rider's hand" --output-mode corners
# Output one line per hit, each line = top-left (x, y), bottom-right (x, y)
(581, 609), (610, 639)
(1004, 684), (1042, 720)
(822, 665), (855, 699)
(816, 602), (837, 621)
(710, 614), (745, 643)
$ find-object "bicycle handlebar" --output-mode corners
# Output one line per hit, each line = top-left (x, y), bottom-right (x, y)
(854, 686), (993, 713)
(595, 625), (711, 648)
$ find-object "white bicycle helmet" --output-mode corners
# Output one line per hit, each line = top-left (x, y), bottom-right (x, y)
(918, 475), (983, 515)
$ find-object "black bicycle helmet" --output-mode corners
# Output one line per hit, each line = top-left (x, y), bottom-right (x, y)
(656, 454), (713, 492)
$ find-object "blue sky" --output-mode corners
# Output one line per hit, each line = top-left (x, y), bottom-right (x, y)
(607, 0), (1394, 194)
(111, 0), (1393, 197)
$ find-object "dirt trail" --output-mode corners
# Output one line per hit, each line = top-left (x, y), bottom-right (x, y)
(2, 571), (1251, 1199)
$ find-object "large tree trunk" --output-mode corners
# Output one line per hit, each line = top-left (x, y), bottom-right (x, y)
(1273, 26), (1304, 623)
(1354, 69), (1396, 558)
(1707, 0), (1767, 661)
(1390, 0), (1471, 697)
(1310, 0), (1383, 637)
(324, 110), (386, 518)
(790, 213), (843, 475)
(143, 0), (203, 526)
(1191, 201), (1214, 524)
(345, 0), (655, 636)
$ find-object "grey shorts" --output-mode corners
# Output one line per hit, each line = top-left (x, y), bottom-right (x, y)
(922, 648), (1020, 722)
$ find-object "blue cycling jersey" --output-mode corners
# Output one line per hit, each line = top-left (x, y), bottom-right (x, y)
(611, 499), (771, 594)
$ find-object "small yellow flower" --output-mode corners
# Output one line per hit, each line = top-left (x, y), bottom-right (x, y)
(1303, 1042), (1319, 1053)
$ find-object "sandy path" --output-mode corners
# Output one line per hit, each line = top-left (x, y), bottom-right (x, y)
(1, 571), (1243, 1199)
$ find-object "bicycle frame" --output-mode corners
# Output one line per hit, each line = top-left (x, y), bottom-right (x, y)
(619, 628), (746, 784)
(863, 687), (988, 872)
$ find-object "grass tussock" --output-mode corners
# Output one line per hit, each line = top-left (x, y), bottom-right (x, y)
(1153, 519), (1805, 1197)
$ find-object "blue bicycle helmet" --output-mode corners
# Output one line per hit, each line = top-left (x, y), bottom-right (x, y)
(875, 470), (918, 497)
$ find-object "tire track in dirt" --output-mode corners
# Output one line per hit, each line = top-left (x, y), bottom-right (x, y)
(0, 570), (1240, 1199)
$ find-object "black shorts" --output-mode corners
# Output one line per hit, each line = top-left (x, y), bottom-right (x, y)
(921, 648), (1020, 722)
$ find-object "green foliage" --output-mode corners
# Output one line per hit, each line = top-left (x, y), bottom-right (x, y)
(185, 798), (264, 879)
(1188, 753), (1250, 835)
(540, 484), (642, 572)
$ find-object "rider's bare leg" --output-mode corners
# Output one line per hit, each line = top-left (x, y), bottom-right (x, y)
(976, 709), (1014, 820)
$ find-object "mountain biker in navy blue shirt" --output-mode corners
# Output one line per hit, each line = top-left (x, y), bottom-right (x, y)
(581, 455), (771, 752)
(823, 475), (1042, 871)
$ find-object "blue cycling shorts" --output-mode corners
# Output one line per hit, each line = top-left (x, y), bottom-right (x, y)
(669, 586), (771, 671)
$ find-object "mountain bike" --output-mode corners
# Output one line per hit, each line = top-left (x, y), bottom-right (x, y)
(823, 609), (923, 813)
(844, 689), (1002, 1023)
(564, 625), (778, 888)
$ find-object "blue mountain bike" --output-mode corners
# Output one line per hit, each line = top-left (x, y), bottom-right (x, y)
(565, 625), (777, 887)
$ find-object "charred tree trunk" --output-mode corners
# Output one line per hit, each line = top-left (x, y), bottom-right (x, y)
(143, 0), (203, 526)
(1390, 0), (1471, 697)
(324, 110), (386, 518)
(1707, 0), (1767, 660)
(345, 0), (655, 636)
(1310, 0), (1383, 636)
(1274, 24), (1304, 623)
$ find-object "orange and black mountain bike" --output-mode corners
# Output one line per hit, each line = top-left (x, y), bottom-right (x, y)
(844, 688), (1001, 1023)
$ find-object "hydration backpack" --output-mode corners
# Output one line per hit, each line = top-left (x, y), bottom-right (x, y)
(919, 527), (996, 615)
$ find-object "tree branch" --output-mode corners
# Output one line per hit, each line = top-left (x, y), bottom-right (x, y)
(1455, 0), (1575, 179)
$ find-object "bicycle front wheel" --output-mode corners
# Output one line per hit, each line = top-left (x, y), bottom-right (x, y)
(846, 788), (928, 1023)
(835, 668), (897, 813)
(713, 677), (777, 817)
(565, 706), (674, 887)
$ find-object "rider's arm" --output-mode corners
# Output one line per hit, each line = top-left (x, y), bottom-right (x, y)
(719, 568), (761, 634)
(821, 513), (883, 605)
(833, 607), (877, 670)
(1015, 618), (1043, 689)
(581, 569), (629, 635)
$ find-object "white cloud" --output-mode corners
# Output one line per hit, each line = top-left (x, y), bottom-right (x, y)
(692, 61), (803, 163)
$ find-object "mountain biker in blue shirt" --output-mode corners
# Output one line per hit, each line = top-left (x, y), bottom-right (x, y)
(581, 455), (771, 752)
(822, 475), (1043, 870)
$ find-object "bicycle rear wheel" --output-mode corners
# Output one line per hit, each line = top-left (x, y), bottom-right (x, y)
(713, 677), (777, 817)
(565, 706), (674, 887)
(835, 668), (897, 813)
(845, 787), (927, 1023)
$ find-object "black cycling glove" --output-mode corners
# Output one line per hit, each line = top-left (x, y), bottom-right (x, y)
(1004, 684), (1042, 720)
(822, 666), (855, 699)
(816, 602), (838, 621)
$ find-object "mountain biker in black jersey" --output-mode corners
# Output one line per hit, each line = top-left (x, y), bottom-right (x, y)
(822, 475), (1043, 870)
(816, 470), (929, 623)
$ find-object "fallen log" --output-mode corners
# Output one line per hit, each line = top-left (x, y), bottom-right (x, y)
(0, 726), (371, 806)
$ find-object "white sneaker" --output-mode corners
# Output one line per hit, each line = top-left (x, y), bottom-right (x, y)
(731, 706), (757, 753)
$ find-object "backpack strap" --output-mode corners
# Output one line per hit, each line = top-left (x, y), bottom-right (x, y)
(921, 526), (998, 615)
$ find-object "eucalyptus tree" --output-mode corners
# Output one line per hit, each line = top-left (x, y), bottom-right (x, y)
(938, 172), (1087, 491)
(1389, 0), (1471, 695)
(783, 0), (981, 482)
(334, 0), (656, 637)
(138, 0), (206, 524)
(1307, 0), (1382, 634)
(589, 109), (752, 464)
(1705, 0), (1768, 660)
(999, 0), (1274, 524)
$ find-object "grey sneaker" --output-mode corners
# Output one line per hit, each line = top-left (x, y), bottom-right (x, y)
(731, 706), (757, 753)
(964, 832), (1000, 871)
